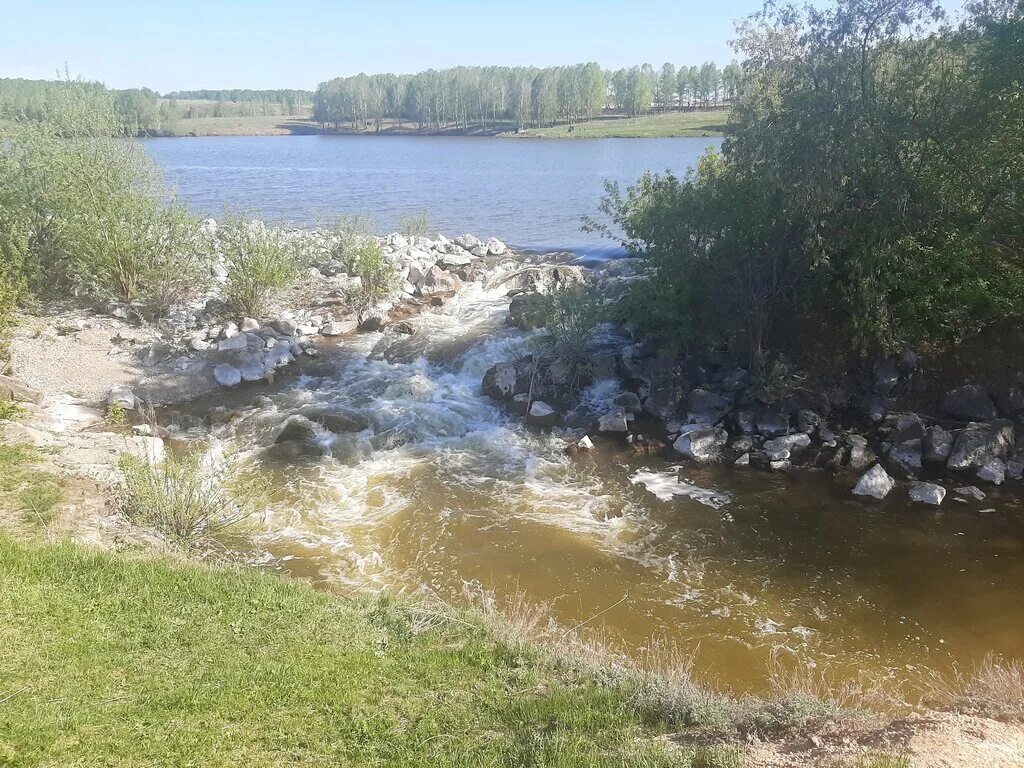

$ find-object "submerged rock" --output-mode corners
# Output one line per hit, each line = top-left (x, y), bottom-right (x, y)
(852, 464), (895, 500)
(213, 364), (242, 387)
(954, 485), (986, 501)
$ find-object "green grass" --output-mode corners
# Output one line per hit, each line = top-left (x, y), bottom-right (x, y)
(0, 536), (744, 767)
(0, 442), (62, 527)
(513, 111), (730, 139)
(165, 114), (319, 137)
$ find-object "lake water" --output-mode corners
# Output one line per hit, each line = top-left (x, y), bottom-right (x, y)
(142, 135), (721, 258)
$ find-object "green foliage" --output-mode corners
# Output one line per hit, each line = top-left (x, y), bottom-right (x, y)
(0, 535), (736, 766)
(397, 211), (430, 239)
(219, 216), (301, 317)
(600, 0), (1024, 362)
(537, 284), (603, 376)
(350, 238), (397, 307)
(105, 403), (128, 428)
(0, 401), (26, 421)
(0, 78), (209, 318)
(116, 453), (260, 547)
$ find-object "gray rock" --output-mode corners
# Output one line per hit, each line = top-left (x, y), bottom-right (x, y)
(1007, 457), (1024, 481)
(239, 359), (268, 382)
(954, 485), (986, 501)
(439, 250), (473, 268)
(770, 459), (792, 471)
(819, 427), (838, 448)
(213, 364), (242, 387)
(418, 265), (462, 296)
(995, 385), (1024, 418)
(886, 439), (923, 479)
(688, 388), (730, 417)
(947, 421), (1015, 471)
(755, 411), (789, 438)
(923, 425), (954, 463)
(240, 317), (261, 333)
(482, 362), (521, 401)
(598, 409), (630, 433)
(894, 412), (926, 442)
(358, 307), (389, 331)
(274, 415), (321, 446)
(848, 439), (877, 472)
(301, 406), (371, 434)
(527, 400), (560, 428)
(734, 452), (751, 467)
(320, 319), (358, 336)
(613, 391), (642, 413)
(485, 237), (507, 256)
(976, 458), (1006, 485)
(731, 436), (755, 451)
(796, 409), (820, 434)
(852, 464), (895, 500)
(909, 481), (946, 506)
(453, 233), (481, 250)
(943, 384), (997, 422)
(319, 259), (346, 277)
(673, 427), (728, 463)
(506, 292), (547, 331)
(763, 433), (811, 461)
(107, 385), (137, 411)
(274, 318), (299, 336)
(218, 334), (249, 352)
(720, 367), (750, 392)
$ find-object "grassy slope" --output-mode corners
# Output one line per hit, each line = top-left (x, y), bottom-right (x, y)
(0, 536), (742, 767)
(511, 111), (730, 139)
(162, 114), (319, 137)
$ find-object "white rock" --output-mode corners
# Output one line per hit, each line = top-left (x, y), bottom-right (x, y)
(909, 481), (946, 505)
(274, 319), (299, 336)
(598, 410), (629, 433)
(220, 322), (239, 339)
(213, 364), (242, 387)
(954, 485), (986, 501)
(453, 233), (481, 250)
(218, 334), (249, 352)
(320, 319), (358, 336)
(577, 435), (594, 451)
(852, 464), (895, 500)
(485, 237), (507, 256)
(240, 317), (260, 333)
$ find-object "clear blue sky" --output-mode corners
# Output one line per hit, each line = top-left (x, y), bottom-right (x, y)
(4, 0), (792, 93)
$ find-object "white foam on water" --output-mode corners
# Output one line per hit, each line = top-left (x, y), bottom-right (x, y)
(630, 470), (731, 509)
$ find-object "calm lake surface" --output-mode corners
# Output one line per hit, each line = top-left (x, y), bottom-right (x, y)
(142, 134), (722, 257)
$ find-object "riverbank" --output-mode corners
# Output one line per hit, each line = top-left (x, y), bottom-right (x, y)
(2, 221), (1024, 766)
(157, 110), (729, 138)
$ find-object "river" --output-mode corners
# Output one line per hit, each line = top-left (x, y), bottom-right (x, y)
(142, 134), (721, 259)
(151, 135), (1024, 698)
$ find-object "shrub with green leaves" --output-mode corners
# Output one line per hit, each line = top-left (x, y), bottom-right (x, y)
(219, 216), (300, 317)
(116, 453), (261, 547)
(397, 211), (430, 239)
(537, 284), (603, 380)
(350, 238), (397, 307)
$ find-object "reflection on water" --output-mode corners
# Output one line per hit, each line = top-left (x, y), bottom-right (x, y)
(194, 282), (1024, 697)
(141, 135), (722, 257)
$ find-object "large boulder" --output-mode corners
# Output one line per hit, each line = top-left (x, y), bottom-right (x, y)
(598, 409), (630, 433)
(755, 411), (790, 438)
(673, 427), (728, 463)
(418, 265), (462, 296)
(687, 389), (731, 422)
(852, 464), (895, 500)
(976, 458), (1006, 485)
(763, 433), (811, 462)
(301, 405), (371, 434)
(923, 425), (953, 463)
(485, 237), (508, 256)
(453, 233), (481, 250)
(507, 292), (547, 331)
(886, 439), (923, 479)
(274, 415), (320, 446)
(947, 421), (1014, 471)
(943, 384), (997, 422)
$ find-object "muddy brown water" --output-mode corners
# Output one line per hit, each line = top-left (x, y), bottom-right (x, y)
(180, 283), (1024, 697)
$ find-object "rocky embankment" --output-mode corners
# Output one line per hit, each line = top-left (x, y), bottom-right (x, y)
(482, 262), (1024, 508)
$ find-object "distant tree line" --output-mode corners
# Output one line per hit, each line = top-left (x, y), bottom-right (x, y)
(313, 61), (742, 132)
(0, 79), (313, 134)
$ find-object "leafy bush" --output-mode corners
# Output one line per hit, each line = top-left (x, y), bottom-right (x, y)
(116, 453), (261, 547)
(0, 78), (209, 318)
(597, 0), (1024, 363)
(536, 284), (603, 382)
(319, 212), (378, 271)
(397, 211), (430, 239)
(350, 238), (397, 307)
(219, 216), (300, 317)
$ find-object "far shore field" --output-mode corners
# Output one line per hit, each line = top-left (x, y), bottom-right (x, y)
(157, 108), (730, 139)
